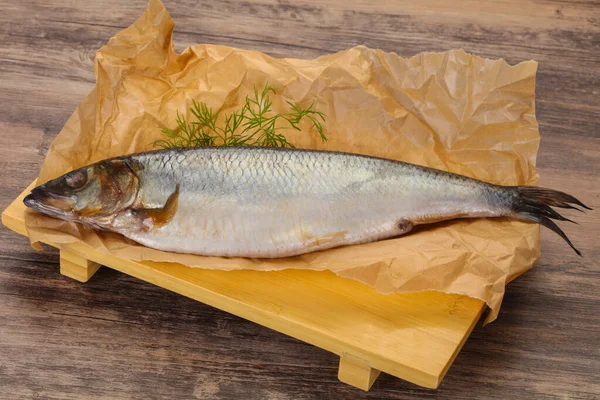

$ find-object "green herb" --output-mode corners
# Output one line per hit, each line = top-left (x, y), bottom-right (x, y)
(153, 83), (326, 149)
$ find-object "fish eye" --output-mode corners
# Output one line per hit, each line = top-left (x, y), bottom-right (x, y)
(65, 170), (87, 189)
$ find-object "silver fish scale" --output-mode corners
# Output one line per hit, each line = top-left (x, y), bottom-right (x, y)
(116, 147), (495, 258)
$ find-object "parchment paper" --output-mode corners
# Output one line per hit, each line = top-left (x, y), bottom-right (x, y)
(25, 0), (541, 323)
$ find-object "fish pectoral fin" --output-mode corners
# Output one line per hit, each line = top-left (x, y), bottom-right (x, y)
(132, 184), (180, 230)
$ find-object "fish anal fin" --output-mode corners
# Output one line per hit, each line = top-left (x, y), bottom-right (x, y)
(397, 217), (414, 234)
(132, 184), (180, 230)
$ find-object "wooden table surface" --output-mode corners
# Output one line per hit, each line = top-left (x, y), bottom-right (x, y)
(1, 1), (598, 399)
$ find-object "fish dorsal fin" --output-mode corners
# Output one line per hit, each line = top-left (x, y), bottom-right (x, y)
(132, 184), (180, 229)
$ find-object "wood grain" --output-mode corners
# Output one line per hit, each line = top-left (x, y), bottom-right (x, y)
(0, 0), (598, 399)
(3, 183), (486, 391)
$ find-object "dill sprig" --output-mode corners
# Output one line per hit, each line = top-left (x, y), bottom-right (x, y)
(154, 83), (326, 149)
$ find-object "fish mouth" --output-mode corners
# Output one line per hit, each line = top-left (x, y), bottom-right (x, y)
(24, 187), (74, 219)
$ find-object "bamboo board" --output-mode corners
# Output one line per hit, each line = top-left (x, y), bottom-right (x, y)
(2, 181), (485, 391)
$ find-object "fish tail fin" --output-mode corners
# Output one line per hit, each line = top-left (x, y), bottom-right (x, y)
(509, 186), (591, 257)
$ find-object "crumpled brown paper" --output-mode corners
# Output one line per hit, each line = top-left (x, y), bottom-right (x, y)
(25, 0), (541, 323)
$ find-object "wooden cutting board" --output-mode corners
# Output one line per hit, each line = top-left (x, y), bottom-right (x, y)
(2, 181), (485, 391)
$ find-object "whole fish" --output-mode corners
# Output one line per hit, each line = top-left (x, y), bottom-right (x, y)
(24, 147), (589, 258)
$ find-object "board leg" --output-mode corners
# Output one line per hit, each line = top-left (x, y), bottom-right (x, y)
(59, 248), (101, 283)
(338, 352), (381, 391)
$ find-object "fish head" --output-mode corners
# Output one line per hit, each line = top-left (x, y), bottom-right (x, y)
(24, 159), (139, 228)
